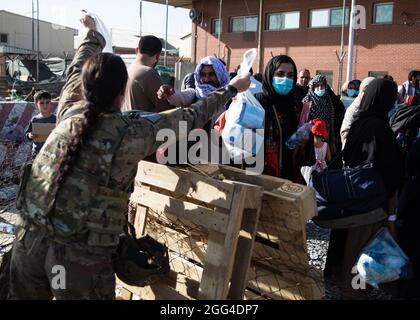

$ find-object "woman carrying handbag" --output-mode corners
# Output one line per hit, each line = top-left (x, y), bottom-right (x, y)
(324, 79), (404, 299)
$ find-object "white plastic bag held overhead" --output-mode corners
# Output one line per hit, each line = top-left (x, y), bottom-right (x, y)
(81, 11), (113, 53)
(237, 49), (262, 94)
(222, 48), (265, 162)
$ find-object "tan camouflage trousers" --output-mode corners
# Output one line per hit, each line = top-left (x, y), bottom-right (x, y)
(8, 223), (115, 300)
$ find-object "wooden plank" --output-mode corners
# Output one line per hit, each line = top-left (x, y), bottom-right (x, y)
(198, 184), (247, 300)
(218, 164), (316, 224)
(246, 264), (323, 300)
(118, 287), (133, 300)
(228, 182), (263, 300)
(218, 165), (287, 191)
(144, 218), (208, 265)
(131, 188), (228, 233)
(146, 205), (210, 239)
(134, 185), (150, 236)
(269, 183), (317, 223)
(137, 161), (235, 210)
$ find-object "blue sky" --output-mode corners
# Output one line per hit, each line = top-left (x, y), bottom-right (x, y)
(0, 0), (192, 37)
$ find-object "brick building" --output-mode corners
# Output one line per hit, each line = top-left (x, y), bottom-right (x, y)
(150, 0), (420, 92)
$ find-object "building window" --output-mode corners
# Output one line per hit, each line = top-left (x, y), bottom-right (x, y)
(230, 15), (258, 32)
(316, 70), (334, 87)
(368, 71), (389, 78)
(212, 18), (222, 35)
(0, 34), (8, 44)
(310, 7), (350, 28)
(267, 11), (300, 30)
(330, 7), (350, 26)
(373, 3), (393, 24)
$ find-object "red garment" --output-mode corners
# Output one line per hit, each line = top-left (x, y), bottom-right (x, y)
(311, 118), (329, 139)
(265, 148), (280, 177)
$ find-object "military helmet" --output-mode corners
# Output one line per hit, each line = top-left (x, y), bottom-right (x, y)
(114, 233), (170, 287)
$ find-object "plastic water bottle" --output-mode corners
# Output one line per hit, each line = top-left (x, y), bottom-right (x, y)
(286, 122), (313, 150)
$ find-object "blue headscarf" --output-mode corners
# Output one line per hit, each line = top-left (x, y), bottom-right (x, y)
(194, 56), (230, 99)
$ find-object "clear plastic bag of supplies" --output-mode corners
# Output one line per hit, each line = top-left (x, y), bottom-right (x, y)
(356, 228), (412, 289)
(222, 49), (265, 162)
(82, 11), (113, 53)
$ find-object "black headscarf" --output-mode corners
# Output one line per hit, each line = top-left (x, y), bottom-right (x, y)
(343, 79), (403, 197)
(256, 55), (298, 112)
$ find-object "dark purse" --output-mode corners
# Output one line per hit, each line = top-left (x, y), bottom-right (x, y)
(309, 161), (388, 229)
(113, 221), (170, 287)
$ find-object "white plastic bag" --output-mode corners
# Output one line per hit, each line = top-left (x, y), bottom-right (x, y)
(356, 228), (411, 289)
(222, 49), (265, 162)
(82, 11), (113, 53)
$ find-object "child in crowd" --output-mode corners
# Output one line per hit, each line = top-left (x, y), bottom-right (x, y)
(26, 90), (56, 158)
(300, 119), (331, 185)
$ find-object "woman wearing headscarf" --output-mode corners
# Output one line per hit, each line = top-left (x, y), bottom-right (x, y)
(255, 55), (311, 180)
(340, 77), (376, 148)
(302, 75), (337, 154)
(324, 79), (404, 299)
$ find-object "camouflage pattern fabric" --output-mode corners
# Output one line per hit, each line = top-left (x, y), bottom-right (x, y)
(8, 223), (115, 300)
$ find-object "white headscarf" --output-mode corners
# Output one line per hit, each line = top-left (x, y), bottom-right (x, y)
(340, 77), (376, 148)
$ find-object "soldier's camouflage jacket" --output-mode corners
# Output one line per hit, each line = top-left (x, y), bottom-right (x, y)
(17, 30), (233, 249)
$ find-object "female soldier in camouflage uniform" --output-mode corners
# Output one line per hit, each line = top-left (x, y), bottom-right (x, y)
(8, 14), (250, 300)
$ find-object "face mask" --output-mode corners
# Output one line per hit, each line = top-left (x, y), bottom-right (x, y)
(272, 77), (293, 96)
(347, 89), (358, 97)
(315, 88), (326, 97)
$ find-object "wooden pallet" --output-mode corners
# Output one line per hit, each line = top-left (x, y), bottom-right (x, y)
(117, 161), (264, 300)
(194, 164), (325, 300)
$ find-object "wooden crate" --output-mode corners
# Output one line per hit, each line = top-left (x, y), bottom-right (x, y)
(194, 164), (325, 300)
(117, 161), (264, 300)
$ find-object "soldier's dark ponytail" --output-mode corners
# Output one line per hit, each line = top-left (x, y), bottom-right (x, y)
(54, 53), (128, 194)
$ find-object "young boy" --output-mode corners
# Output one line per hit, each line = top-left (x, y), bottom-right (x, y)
(26, 90), (56, 158)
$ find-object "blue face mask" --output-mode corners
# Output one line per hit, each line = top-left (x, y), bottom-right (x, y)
(315, 88), (326, 97)
(272, 77), (293, 96)
(347, 89), (359, 97)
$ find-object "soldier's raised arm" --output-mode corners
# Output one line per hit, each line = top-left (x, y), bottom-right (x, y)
(121, 73), (251, 160)
(56, 14), (106, 123)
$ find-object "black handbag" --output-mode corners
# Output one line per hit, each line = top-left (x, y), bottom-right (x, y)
(309, 161), (388, 229)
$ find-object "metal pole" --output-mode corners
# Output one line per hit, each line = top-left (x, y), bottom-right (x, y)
(346, 0), (356, 83)
(217, 0), (222, 58)
(32, 0), (34, 51)
(337, 0), (346, 95)
(257, 0), (263, 73)
(36, 0), (40, 81)
(139, 0), (142, 38)
(164, 0), (169, 67)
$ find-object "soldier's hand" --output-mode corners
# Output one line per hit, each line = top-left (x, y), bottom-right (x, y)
(157, 85), (174, 100)
(80, 11), (96, 31)
(229, 73), (251, 93)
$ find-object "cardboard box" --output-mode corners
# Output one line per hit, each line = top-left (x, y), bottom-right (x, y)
(32, 122), (55, 143)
